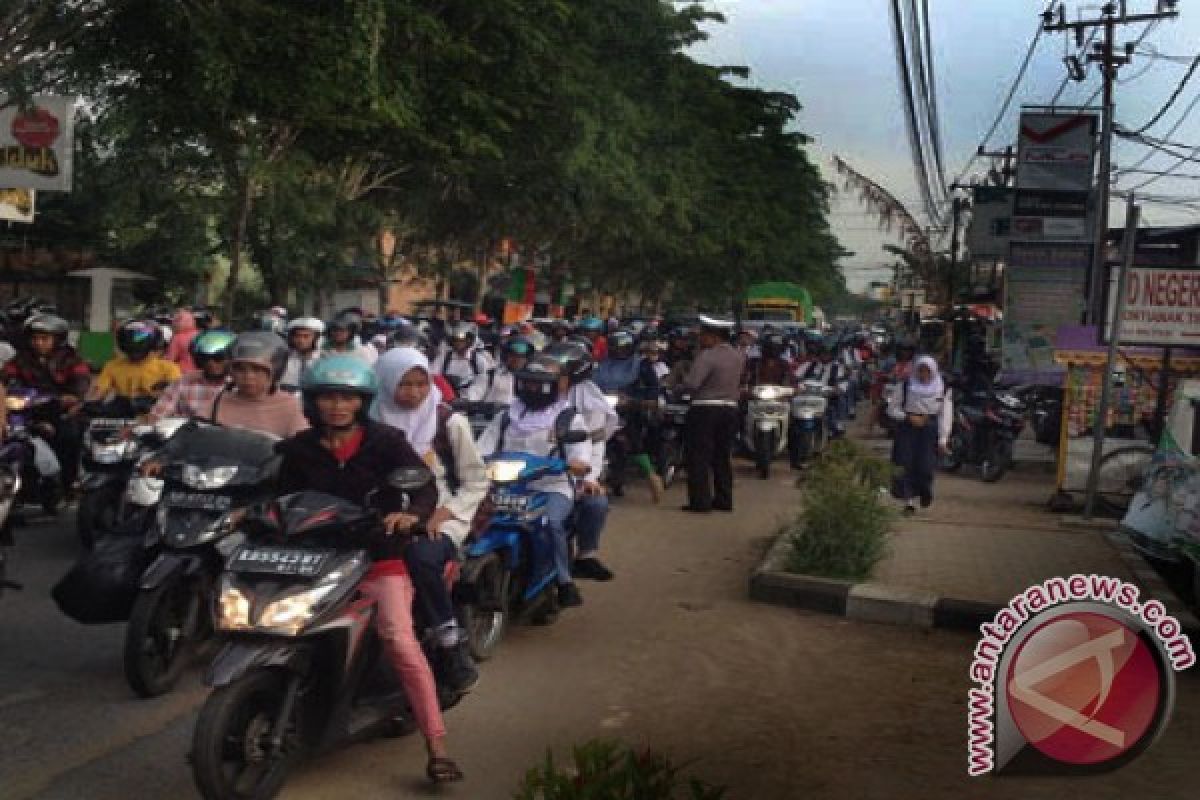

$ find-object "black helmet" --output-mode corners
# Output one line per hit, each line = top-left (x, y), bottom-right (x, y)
(190, 329), (237, 367)
(515, 354), (564, 410)
(24, 313), (69, 343)
(230, 331), (289, 383)
(607, 330), (635, 359)
(117, 320), (162, 359)
(542, 341), (593, 384)
(389, 324), (433, 355)
(761, 332), (785, 358)
(328, 310), (362, 338)
(446, 321), (477, 347)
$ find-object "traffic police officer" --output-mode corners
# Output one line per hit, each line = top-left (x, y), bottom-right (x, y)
(681, 315), (744, 512)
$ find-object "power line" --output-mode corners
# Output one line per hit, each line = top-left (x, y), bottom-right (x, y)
(888, 0), (939, 222)
(1113, 85), (1200, 180)
(920, 0), (947, 201)
(1127, 52), (1200, 133)
(907, 0), (947, 204)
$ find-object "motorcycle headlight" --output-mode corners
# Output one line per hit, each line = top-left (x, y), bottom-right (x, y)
(486, 459), (527, 483)
(216, 583), (252, 631)
(91, 440), (137, 465)
(5, 396), (28, 411)
(257, 583), (338, 634)
(753, 386), (782, 401)
(182, 464), (238, 490)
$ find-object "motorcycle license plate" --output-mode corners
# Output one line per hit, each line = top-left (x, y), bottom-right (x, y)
(229, 546), (333, 577)
(165, 491), (232, 511)
(490, 491), (529, 513)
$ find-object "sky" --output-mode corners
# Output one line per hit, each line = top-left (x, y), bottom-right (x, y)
(689, 0), (1200, 291)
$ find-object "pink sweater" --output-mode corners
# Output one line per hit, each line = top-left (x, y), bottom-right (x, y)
(214, 390), (310, 439)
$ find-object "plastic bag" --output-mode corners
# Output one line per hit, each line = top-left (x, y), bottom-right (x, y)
(51, 534), (148, 624)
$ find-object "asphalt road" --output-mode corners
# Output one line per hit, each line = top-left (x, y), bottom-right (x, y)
(2, 460), (1198, 800)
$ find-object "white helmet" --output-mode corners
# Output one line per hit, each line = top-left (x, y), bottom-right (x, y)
(287, 317), (325, 335)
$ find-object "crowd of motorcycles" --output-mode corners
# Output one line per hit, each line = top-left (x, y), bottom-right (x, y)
(0, 303), (1065, 800)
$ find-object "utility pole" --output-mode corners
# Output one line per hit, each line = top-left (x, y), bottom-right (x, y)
(1042, 1), (1179, 326)
(947, 193), (965, 306)
(977, 146), (1016, 187)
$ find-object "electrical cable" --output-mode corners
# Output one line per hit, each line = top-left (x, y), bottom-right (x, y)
(889, 0), (939, 222)
(1127, 53), (1200, 133)
(908, 0), (947, 204)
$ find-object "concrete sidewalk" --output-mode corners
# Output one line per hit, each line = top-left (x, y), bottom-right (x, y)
(752, 424), (1200, 632)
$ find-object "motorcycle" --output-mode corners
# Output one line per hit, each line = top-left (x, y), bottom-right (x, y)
(190, 469), (461, 800)
(941, 390), (1026, 482)
(77, 397), (162, 546)
(0, 460), (21, 595)
(458, 419), (589, 661)
(789, 380), (832, 468)
(743, 384), (793, 479)
(123, 422), (280, 697)
(655, 395), (689, 489)
(4, 386), (63, 518)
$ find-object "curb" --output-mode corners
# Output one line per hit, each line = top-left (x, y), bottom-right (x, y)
(749, 532), (1200, 637)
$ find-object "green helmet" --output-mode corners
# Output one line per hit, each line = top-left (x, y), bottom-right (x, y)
(300, 355), (378, 426)
(190, 329), (237, 362)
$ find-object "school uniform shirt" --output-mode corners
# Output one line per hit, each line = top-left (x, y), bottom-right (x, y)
(435, 346), (495, 391)
(476, 407), (591, 501)
(886, 383), (954, 445)
(429, 411), (490, 547)
(281, 349), (322, 390)
(476, 365), (515, 406)
(566, 381), (619, 479)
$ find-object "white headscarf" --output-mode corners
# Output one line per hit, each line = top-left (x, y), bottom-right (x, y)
(371, 347), (443, 455)
(907, 355), (945, 400)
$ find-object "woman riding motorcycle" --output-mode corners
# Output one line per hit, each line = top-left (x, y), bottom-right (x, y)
(371, 347), (486, 692)
(476, 355), (594, 607)
(209, 332), (309, 439)
(88, 320), (182, 405)
(278, 355), (463, 784)
(281, 317), (325, 390)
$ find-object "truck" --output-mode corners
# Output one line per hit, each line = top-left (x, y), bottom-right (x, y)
(745, 282), (813, 325)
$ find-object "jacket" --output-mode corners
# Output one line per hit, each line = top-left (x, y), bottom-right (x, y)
(2, 346), (92, 397)
(276, 422), (439, 561)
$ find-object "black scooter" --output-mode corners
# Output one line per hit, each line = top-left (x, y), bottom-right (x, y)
(941, 389), (1026, 482)
(190, 469), (461, 800)
(123, 422), (280, 697)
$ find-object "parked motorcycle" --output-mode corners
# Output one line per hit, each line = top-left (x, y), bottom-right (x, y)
(789, 380), (832, 468)
(123, 422), (280, 697)
(190, 470), (460, 800)
(459, 420), (589, 661)
(655, 395), (689, 488)
(941, 390), (1026, 482)
(743, 384), (793, 479)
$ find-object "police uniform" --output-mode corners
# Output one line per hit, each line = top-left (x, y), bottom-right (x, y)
(681, 316), (744, 512)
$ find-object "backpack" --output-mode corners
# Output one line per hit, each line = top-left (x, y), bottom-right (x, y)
(432, 403), (461, 494)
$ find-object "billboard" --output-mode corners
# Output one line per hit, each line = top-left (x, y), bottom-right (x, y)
(1001, 242), (1089, 382)
(1016, 112), (1098, 192)
(0, 188), (34, 222)
(0, 96), (76, 192)
(966, 186), (1012, 259)
(1103, 265), (1200, 348)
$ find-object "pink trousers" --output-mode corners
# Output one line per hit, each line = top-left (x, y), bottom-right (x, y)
(359, 574), (446, 740)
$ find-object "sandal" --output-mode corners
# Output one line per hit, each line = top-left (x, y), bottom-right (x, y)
(426, 756), (465, 784)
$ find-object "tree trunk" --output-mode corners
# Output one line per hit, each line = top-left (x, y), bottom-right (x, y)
(223, 173), (256, 324)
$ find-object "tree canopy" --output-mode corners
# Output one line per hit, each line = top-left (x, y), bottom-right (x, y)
(15, 0), (848, 316)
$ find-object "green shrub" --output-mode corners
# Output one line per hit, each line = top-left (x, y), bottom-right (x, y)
(785, 440), (895, 581)
(514, 740), (726, 800)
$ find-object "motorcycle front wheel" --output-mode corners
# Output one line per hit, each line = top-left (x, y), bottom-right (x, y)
(124, 576), (202, 697)
(656, 440), (679, 488)
(460, 552), (510, 662)
(755, 431), (773, 480)
(192, 670), (299, 800)
(980, 439), (1014, 483)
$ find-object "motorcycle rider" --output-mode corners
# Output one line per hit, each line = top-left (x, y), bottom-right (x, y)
(164, 309), (200, 373)
(281, 317), (325, 390)
(435, 322), (495, 399)
(796, 340), (848, 438)
(278, 355), (463, 784)
(146, 329), (236, 421)
(2, 313), (92, 487)
(744, 331), (794, 387)
(372, 348), (485, 692)
(595, 331), (662, 500)
(475, 336), (533, 406)
(543, 341), (617, 578)
(476, 355), (594, 606)
(88, 320), (181, 405)
(578, 317), (608, 361)
(210, 332), (309, 438)
(322, 310), (377, 365)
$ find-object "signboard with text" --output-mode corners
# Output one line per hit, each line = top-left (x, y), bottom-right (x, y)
(0, 96), (76, 192)
(0, 188), (34, 222)
(1016, 112), (1098, 192)
(1103, 265), (1200, 348)
(1000, 242), (1089, 383)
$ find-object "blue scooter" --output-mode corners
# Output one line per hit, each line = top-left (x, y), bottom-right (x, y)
(458, 424), (587, 661)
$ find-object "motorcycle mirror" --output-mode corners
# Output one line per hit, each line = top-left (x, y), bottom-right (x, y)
(385, 467), (433, 492)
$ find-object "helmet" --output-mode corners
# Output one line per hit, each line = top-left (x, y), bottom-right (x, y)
(567, 334), (594, 356)
(761, 332), (785, 358)
(515, 354), (564, 410)
(230, 331), (289, 383)
(24, 313), (69, 342)
(191, 307), (214, 330)
(578, 317), (605, 335)
(606, 330), (635, 360)
(190, 329), (237, 366)
(328, 311), (362, 338)
(502, 336), (535, 361)
(287, 316), (325, 336)
(638, 337), (662, 356)
(389, 324), (432, 355)
(300, 354), (378, 425)
(542, 341), (593, 384)
(117, 320), (162, 359)
(269, 305), (289, 320)
(446, 321), (477, 347)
